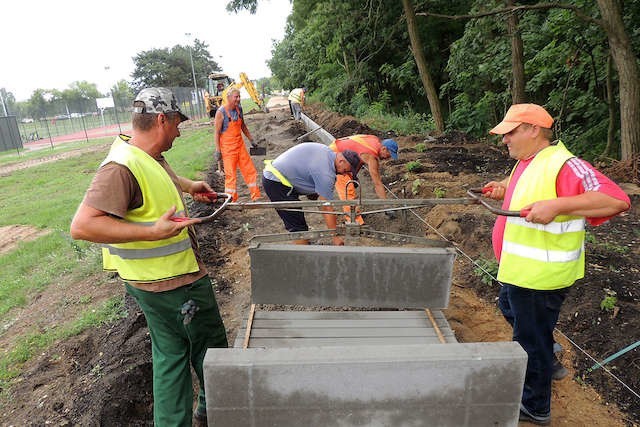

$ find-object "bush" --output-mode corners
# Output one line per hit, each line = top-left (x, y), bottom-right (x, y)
(406, 161), (423, 173)
(473, 258), (499, 286)
(415, 143), (427, 152)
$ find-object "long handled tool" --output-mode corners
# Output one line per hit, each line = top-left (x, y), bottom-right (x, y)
(175, 188), (528, 225)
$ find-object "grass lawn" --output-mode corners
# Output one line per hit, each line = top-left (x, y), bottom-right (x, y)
(0, 124), (213, 389)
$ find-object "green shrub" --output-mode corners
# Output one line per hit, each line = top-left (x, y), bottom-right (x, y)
(415, 143), (427, 152)
(473, 258), (499, 286)
(433, 187), (446, 198)
(406, 161), (423, 173)
(600, 296), (617, 312)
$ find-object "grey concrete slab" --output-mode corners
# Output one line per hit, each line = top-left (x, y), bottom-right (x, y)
(233, 336), (453, 348)
(233, 309), (457, 348)
(250, 244), (456, 308)
(203, 342), (527, 427)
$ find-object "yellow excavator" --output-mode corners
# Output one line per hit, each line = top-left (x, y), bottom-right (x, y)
(204, 72), (268, 118)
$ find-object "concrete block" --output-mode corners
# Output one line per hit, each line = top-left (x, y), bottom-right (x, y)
(299, 113), (336, 145)
(249, 244), (456, 308)
(203, 342), (526, 427)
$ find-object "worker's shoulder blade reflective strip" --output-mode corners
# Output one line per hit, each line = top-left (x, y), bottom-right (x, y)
(502, 240), (583, 262)
(506, 217), (585, 234)
(101, 240), (191, 259)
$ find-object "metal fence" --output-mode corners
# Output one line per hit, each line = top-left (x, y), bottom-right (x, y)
(0, 116), (23, 153)
(13, 87), (205, 145)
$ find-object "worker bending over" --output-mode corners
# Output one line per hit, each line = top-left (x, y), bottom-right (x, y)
(262, 142), (362, 245)
(288, 87), (306, 120)
(70, 88), (227, 426)
(329, 134), (398, 224)
(483, 103), (629, 426)
(214, 88), (261, 201)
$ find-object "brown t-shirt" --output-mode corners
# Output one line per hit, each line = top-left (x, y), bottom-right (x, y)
(83, 158), (207, 292)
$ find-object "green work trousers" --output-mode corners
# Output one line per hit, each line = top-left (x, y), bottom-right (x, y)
(126, 276), (228, 427)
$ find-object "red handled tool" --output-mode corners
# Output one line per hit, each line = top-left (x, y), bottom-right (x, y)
(170, 192), (232, 223)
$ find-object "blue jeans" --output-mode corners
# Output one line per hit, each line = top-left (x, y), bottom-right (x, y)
(498, 283), (568, 416)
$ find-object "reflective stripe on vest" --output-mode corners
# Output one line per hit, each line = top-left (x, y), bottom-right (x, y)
(264, 159), (293, 188)
(100, 136), (199, 282)
(497, 141), (585, 290)
(102, 239), (192, 259)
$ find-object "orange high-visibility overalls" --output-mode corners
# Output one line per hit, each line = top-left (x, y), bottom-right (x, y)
(328, 134), (382, 224)
(219, 107), (261, 201)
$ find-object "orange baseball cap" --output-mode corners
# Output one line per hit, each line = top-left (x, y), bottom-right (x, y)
(489, 103), (554, 135)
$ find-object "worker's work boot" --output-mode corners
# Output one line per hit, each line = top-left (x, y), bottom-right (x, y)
(519, 405), (551, 426)
(552, 342), (569, 380)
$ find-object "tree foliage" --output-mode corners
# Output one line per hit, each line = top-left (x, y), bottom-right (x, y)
(131, 39), (220, 91)
(223, 0), (640, 160)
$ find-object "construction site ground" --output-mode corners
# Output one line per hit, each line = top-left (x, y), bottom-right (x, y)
(1, 97), (638, 426)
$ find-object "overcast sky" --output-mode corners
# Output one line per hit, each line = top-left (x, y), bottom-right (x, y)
(1, 0), (292, 101)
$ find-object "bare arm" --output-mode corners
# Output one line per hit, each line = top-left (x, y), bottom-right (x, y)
(524, 192), (629, 224)
(70, 203), (199, 244)
(318, 196), (344, 246)
(363, 155), (387, 199)
(214, 110), (223, 152)
(241, 121), (253, 141)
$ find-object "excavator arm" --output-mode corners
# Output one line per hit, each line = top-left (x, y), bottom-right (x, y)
(221, 73), (269, 113)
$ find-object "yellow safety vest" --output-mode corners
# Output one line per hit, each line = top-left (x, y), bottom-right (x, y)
(264, 159), (293, 188)
(288, 88), (304, 104)
(100, 136), (199, 282)
(498, 141), (585, 290)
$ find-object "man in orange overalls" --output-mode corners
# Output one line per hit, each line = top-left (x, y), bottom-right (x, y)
(214, 88), (261, 201)
(328, 134), (398, 224)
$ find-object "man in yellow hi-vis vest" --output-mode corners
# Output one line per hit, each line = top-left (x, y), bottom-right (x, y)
(483, 104), (629, 426)
(288, 87), (306, 120)
(71, 88), (227, 427)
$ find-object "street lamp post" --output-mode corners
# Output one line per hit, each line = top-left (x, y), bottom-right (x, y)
(185, 33), (200, 118)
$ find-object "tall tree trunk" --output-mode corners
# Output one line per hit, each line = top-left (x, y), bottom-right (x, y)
(506, 0), (526, 103)
(596, 0), (640, 160)
(602, 54), (617, 158)
(402, 0), (445, 134)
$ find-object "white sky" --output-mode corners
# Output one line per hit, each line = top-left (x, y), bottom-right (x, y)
(0, 0), (292, 102)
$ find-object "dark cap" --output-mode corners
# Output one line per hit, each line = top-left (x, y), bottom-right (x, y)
(133, 87), (189, 122)
(341, 150), (362, 178)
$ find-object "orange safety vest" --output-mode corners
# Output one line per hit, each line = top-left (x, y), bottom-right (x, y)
(329, 134), (381, 157)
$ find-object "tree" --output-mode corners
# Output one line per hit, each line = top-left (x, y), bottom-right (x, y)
(131, 40), (220, 91)
(420, 1), (640, 160)
(402, 0), (445, 133)
(596, 0), (640, 159)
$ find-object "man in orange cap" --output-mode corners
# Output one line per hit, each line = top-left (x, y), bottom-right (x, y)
(483, 103), (630, 425)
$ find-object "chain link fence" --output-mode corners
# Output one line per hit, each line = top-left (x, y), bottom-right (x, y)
(11, 87), (205, 145)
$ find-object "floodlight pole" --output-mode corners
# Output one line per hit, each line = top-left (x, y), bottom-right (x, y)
(186, 33), (200, 118)
(0, 91), (7, 116)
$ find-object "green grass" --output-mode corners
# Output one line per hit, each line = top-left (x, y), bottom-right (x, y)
(0, 137), (112, 166)
(0, 124), (214, 398)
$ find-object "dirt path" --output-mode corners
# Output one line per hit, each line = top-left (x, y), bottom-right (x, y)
(0, 105), (636, 426)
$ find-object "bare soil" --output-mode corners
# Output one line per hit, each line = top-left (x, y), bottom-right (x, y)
(1, 100), (638, 426)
